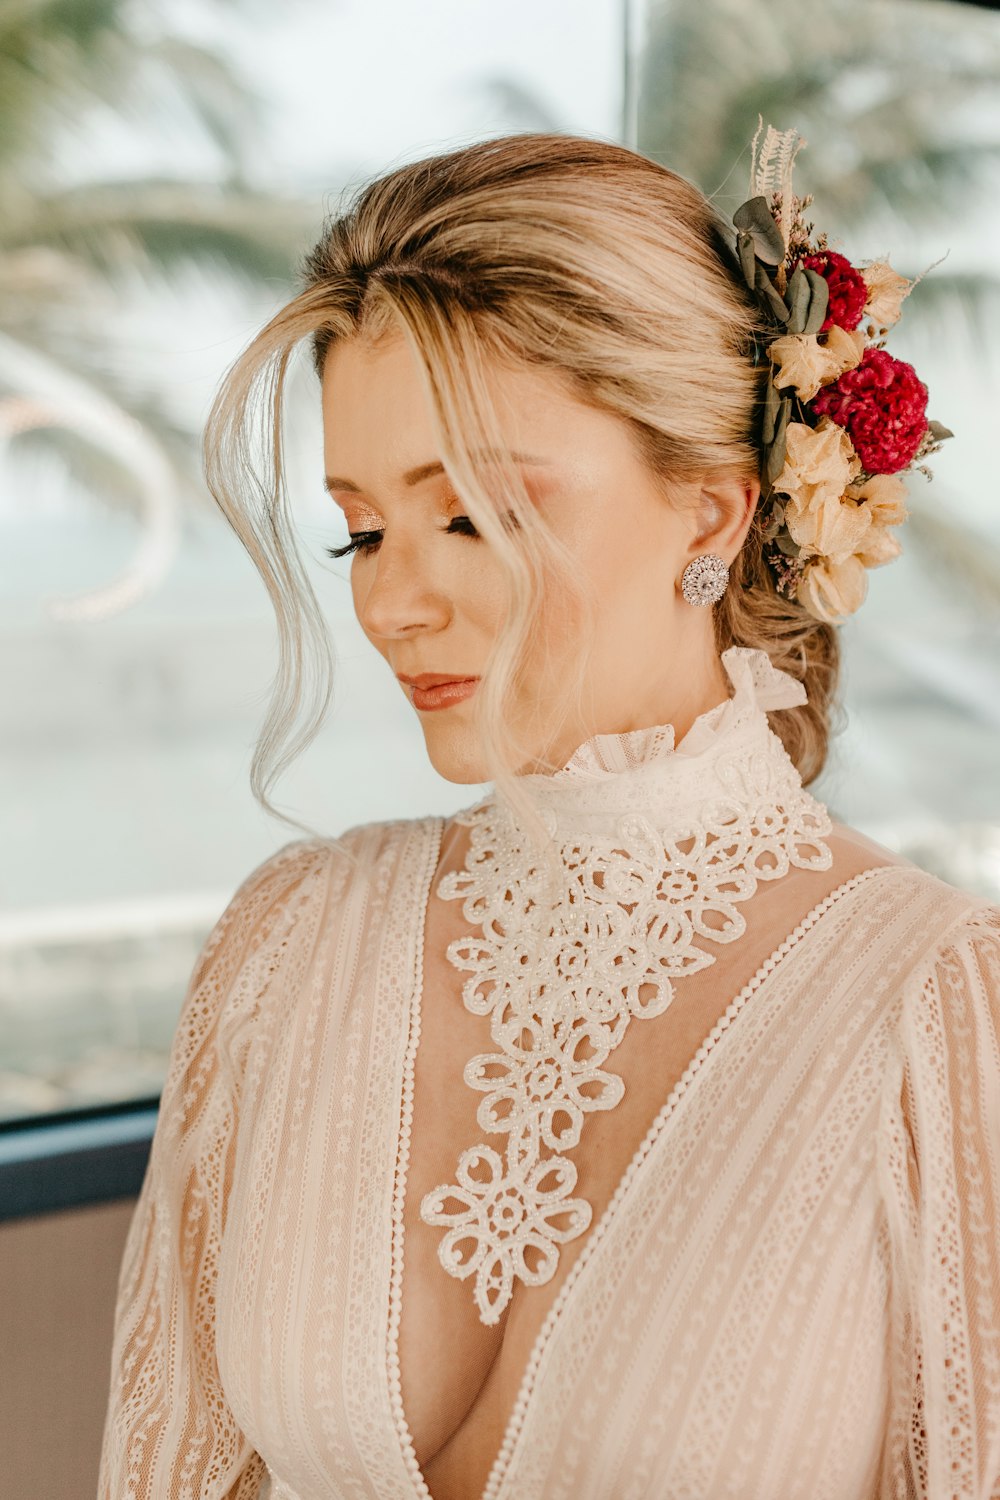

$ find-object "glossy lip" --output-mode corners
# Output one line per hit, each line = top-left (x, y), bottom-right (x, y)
(396, 671), (479, 689)
(405, 677), (480, 713)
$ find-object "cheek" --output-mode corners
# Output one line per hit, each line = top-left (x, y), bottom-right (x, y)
(577, 501), (676, 606)
(542, 518), (628, 630)
(463, 551), (508, 632)
(530, 510), (672, 662)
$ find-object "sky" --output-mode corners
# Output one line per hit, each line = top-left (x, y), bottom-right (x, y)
(54, 0), (625, 188)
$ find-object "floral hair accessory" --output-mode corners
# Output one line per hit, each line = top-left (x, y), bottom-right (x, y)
(732, 118), (953, 625)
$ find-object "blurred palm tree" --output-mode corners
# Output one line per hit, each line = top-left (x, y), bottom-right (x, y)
(639, 0), (1000, 260)
(0, 0), (323, 586)
(636, 0), (1000, 608)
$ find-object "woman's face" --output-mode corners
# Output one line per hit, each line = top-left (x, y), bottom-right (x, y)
(321, 331), (756, 783)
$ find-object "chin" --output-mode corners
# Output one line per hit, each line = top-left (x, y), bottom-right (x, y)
(420, 730), (491, 786)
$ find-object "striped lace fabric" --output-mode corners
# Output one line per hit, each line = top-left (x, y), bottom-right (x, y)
(98, 657), (1000, 1499)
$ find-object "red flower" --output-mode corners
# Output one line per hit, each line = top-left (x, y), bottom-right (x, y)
(796, 250), (868, 332)
(811, 348), (928, 474)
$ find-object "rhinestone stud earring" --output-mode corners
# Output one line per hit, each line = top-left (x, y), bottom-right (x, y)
(680, 552), (730, 606)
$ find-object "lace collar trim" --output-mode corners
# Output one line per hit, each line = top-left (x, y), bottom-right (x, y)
(493, 645), (815, 839)
(419, 646), (834, 1324)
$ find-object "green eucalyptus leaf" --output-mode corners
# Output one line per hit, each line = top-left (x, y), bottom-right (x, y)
(737, 230), (758, 293)
(763, 401), (791, 484)
(775, 532), (802, 558)
(800, 268), (829, 335)
(764, 446), (787, 488)
(773, 393), (791, 447)
(733, 196), (785, 265)
(784, 266), (829, 336)
(755, 263), (790, 323)
(785, 267), (811, 335)
(762, 377), (782, 444)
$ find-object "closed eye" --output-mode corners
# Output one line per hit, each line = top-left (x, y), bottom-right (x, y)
(324, 514), (481, 559)
(325, 528), (382, 560)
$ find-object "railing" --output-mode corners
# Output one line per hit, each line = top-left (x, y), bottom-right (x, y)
(0, 1096), (158, 1222)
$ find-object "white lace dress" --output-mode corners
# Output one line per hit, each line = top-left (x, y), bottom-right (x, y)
(98, 648), (1000, 1499)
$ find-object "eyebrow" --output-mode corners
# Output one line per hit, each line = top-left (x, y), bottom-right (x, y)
(323, 448), (552, 494)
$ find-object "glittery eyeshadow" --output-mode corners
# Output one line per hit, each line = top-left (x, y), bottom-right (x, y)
(346, 501), (384, 531)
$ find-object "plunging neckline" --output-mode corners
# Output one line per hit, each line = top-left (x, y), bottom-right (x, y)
(384, 815), (903, 1500)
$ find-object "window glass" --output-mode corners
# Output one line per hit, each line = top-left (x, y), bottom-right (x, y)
(4, 0), (997, 1124)
(1, 0), (622, 1122)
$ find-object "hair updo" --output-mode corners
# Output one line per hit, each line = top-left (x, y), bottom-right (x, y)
(204, 131), (840, 838)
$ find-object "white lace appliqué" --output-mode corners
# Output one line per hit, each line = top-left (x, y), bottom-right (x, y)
(418, 693), (835, 1325)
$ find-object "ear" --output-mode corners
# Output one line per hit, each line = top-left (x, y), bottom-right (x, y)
(683, 470), (759, 566)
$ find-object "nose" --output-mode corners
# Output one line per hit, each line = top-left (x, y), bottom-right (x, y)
(354, 534), (451, 641)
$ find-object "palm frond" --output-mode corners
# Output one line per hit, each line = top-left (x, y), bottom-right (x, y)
(0, 0), (267, 186)
(0, 320), (210, 515)
(639, 0), (1000, 224)
(129, 35), (266, 169)
(469, 76), (565, 132)
(6, 180), (319, 281)
(0, 15), (130, 171)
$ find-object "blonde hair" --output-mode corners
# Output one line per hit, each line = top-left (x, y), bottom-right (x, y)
(203, 131), (841, 859)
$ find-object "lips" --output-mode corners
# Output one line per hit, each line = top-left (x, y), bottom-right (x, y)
(398, 674), (480, 712)
(396, 672), (478, 689)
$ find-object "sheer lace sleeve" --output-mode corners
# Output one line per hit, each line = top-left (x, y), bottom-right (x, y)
(880, 900), (1000, 1500)
(97, 837), (333, 1500)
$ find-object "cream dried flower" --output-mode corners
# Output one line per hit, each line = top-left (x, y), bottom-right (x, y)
(771, 416), (862, 513)
(798, 554), (869, 624)
(844, 471), (910, 528)
(768, 325), (867, 401)
(785, 488), (872, 564)
(861, 259), (912, 328)
(795, 515), (903, 624)
(856, 524), (903, 569)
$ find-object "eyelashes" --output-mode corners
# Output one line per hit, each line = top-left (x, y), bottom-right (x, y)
(325, 513), (482, 560)
(325, 531), (382, 560)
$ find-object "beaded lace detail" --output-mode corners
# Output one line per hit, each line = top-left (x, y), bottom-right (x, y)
(418, 647), (835, 1324)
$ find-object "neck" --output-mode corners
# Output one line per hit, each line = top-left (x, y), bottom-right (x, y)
(481, 646), (826, 844)
(518, 646), (733, 779)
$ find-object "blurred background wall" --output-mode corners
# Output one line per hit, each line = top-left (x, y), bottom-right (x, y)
(0, 1), (998, 1493)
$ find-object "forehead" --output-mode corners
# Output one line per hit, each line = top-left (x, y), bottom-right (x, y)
(320, 333), (624, 494)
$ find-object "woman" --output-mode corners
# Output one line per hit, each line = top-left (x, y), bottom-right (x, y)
(98, 125), (1000, 1499)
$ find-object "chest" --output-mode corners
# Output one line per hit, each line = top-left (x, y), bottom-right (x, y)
(393, 843), (840, 1500)
(216, 823), (908, 1500)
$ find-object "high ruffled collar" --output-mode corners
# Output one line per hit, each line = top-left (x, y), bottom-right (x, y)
(490, 646), (815, 840)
